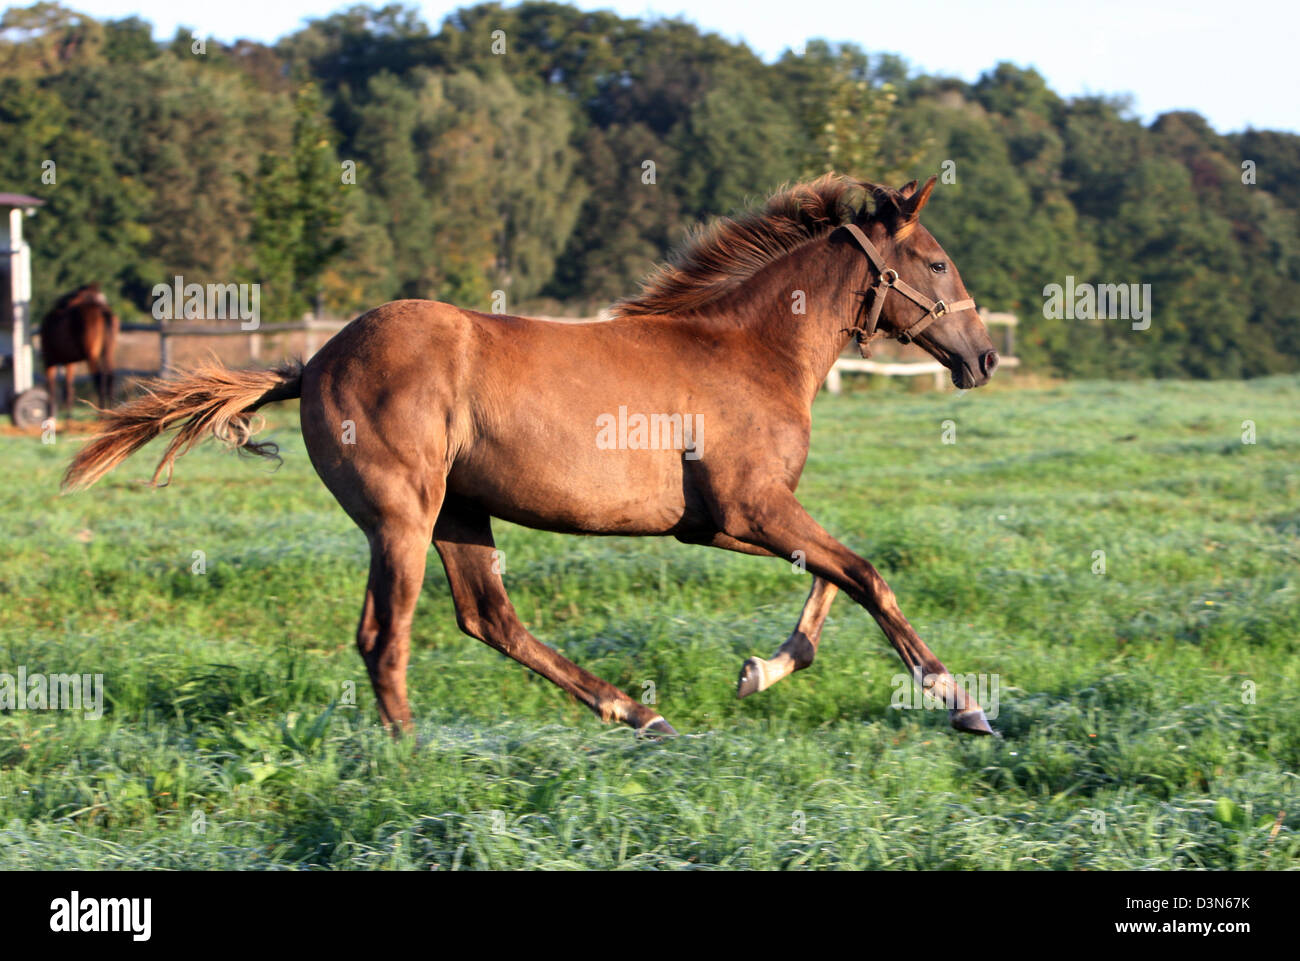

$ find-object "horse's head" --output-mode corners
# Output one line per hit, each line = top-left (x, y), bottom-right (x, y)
(841, 176), (998, 389)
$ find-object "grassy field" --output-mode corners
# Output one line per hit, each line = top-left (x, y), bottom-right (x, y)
(0, 374), (1297, 869)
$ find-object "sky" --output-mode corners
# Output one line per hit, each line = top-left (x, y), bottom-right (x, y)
(50, 0), (1300, 134)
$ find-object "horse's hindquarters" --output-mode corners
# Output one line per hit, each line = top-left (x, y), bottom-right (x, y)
(297, 303), (462, 534)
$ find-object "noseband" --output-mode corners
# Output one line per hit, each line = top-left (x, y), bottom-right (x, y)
(840, 223), (976, 359)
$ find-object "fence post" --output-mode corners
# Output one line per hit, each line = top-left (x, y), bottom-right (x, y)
(158, 320), (171, 376)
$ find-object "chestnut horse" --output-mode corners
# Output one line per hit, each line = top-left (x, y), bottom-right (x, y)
(40, 283), (119, 414)
(63, 175), (1001, 737)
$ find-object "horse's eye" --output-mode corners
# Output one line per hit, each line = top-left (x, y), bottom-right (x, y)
(930, 262), (947, 273)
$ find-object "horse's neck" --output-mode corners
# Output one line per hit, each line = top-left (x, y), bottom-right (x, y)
(694, 240), (858, 402)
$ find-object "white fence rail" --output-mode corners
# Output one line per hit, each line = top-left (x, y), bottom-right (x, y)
(824, 310), (1020, 393)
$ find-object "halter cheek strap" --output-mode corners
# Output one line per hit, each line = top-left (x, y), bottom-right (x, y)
(841, 223), (976, 358)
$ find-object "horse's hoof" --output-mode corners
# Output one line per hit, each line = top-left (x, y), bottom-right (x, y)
(638, 716), (678, 739)
(950, 707), (997, 736)
(737, 657), (767, 698)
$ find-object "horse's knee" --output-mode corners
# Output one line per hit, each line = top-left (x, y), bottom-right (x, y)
(454, 593), (518, 653)
(454, 601), (500, 643)
(454, 607), (485, 641)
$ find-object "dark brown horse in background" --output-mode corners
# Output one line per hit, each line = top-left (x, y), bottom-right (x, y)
(62, 174), (1001, 738)
(40, 283), (119, 415)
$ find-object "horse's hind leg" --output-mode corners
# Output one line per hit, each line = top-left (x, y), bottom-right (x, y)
(44, 366), (59, 418)
(88, 354), (113, 410)
(357, 513), (436, 732)
(737, 576), (839, 697)
(434, 502), (673, 735)
(102, 358), (115, 410)
(101, 324), (117, 409)
(86, 357), (104, 410)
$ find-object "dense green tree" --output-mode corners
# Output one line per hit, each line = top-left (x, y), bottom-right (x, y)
(778, 43), (921, 183)
(671, 67), (799, 219)
(0, 76), (149, 313)
(543, 123), (684, 306)
(349, 71), (438, 299)
(0, 1), (1296, 377)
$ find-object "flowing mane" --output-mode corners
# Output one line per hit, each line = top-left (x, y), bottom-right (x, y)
(612, 174), (864, 318)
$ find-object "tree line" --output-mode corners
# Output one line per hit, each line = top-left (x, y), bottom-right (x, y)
(2, 1), (1297, 378)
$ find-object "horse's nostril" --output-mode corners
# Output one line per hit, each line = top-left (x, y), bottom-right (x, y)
(981, 350), (1000, 376)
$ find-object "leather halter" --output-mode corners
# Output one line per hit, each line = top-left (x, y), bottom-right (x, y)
(840, 223), (976, 359)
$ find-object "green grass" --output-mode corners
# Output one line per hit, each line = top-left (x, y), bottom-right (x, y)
(0, 375), (1297, 869)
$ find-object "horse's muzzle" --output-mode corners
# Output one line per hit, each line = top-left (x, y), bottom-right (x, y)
(955, 350), (999, 389)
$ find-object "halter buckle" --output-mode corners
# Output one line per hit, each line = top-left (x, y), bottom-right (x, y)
(879, 268), (899, 287)
(932, 299), (948, 317)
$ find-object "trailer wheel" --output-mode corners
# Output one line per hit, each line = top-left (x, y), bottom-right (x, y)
(11, 386), (51, 428)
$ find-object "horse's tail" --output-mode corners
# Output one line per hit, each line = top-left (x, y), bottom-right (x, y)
(62, 360), (303, 492)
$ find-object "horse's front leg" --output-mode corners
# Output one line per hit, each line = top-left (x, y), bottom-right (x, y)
(737, 576), (838, 697)
(712, 482), (994, 735)
(675, 530), (839, 697)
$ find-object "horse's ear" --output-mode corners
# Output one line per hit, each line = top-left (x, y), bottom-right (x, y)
(900, 176), (937, 221)
(858, 180), (901, 216)
(897, 180), (920, 199)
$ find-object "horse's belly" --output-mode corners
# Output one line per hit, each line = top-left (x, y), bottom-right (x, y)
(448, 439), (693, 536)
